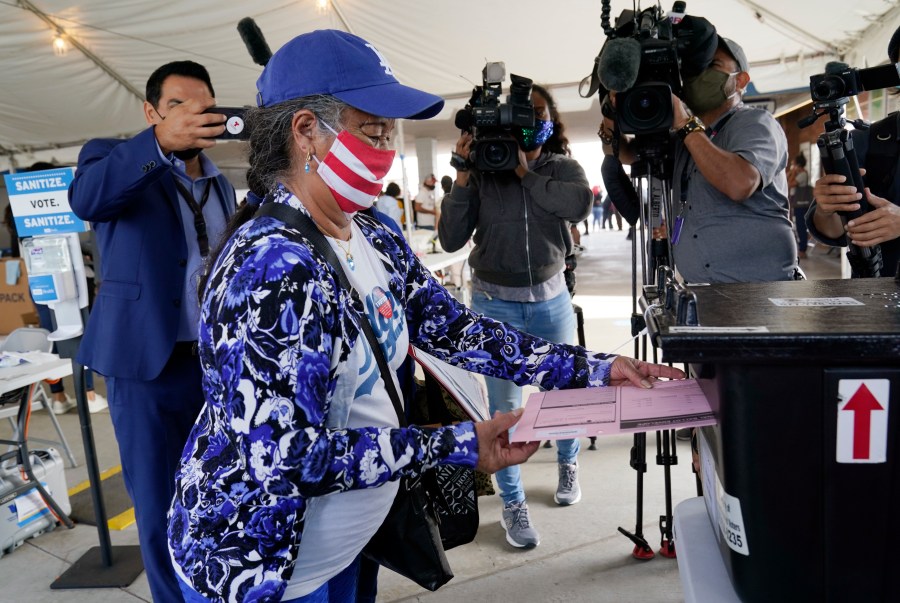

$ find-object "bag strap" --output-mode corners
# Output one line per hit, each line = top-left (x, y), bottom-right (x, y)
(865, 111), (900, 198)
(256, 202), (408, 427)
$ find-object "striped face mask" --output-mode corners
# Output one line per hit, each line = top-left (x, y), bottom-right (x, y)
(315, 120), (395, 213)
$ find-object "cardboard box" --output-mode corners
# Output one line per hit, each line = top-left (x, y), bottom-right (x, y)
(0, 258), (37, 335)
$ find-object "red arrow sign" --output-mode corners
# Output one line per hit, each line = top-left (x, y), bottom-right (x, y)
(843, 384), (885, 460)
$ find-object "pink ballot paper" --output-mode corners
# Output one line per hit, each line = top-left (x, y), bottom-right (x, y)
(510, 379), (716, 442)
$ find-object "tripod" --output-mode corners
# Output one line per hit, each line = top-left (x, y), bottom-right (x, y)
(799, 98), (883, 277)
(615, 138), (682, 560)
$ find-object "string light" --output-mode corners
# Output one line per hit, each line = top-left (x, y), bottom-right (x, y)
(52, 33), (67, 56)
(316, 0), (329, 13)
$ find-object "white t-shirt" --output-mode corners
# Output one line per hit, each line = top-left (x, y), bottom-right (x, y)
(284, 220), (409, 598)
(416, 185), (436, 228)
(375, 193), (403, 227)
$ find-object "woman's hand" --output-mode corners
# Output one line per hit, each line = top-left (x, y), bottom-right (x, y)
(813, 172), (863, 217)
(454, 132), (473, 186)
(473, 409), (540, 474)
(847, 189), (900, 247)
(608, 356), (686, 388)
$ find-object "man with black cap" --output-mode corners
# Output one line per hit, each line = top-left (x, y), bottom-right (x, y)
(806, 26), (900, 278)
(667, 36), (799, 284)
(602, 36), (799, 282)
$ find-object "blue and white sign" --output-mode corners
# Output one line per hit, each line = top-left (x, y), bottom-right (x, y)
(28, 274), (59, 304)
(3, 167), (86, 236)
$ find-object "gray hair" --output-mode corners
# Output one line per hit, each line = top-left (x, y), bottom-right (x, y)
(244, 95), (350, 196)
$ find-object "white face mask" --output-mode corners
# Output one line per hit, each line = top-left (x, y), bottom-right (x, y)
(314, 120), (396, 213)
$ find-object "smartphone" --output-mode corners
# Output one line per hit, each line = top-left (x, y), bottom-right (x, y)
(203, 106), (249, 140)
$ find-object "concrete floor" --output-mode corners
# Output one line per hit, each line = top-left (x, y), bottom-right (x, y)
(0, 227), (841, 602)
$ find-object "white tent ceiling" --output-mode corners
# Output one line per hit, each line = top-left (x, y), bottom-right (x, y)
(2, 0), (900, 169)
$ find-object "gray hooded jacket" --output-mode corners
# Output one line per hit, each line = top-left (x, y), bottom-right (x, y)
(438, 152), (592, 288)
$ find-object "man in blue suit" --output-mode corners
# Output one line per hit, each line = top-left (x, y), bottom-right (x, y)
(69, 61), (236, 602)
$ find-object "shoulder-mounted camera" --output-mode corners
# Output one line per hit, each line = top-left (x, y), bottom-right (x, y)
(454, 62), (535, 172)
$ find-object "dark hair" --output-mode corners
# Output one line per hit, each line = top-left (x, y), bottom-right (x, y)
(889, 25), (900, 63)
(26, 161), (57, 172)
(795, 153), (807, 168)
(532, 84), (571, 156)
(440, 175), (452, 194)
(197, 95), (350, 300)
(385, 182), (401, 197)
(145, 61), (215, 108)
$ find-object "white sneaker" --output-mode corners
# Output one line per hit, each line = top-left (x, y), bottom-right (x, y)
(87, 393), (108, 414)
(51, 395), (76, 415)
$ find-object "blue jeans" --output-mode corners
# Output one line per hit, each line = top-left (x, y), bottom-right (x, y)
(470, 288), (580, 505)
(794, 206), (809, 252)
(178, 556), (361, 603)
(592, 205), (603, 229)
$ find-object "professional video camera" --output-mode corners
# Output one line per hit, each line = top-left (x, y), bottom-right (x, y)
(454, 62), (535, 172)
(799, 61), (900, 277)
(583, 1), (716, 138)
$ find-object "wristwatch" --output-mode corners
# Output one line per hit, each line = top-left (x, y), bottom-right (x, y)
(677, 116), (706, 141)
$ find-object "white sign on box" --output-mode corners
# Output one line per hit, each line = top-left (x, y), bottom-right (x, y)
(836, 379), (890, 464)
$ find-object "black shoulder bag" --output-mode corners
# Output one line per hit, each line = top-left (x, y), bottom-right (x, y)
(255, 203), (467, 591)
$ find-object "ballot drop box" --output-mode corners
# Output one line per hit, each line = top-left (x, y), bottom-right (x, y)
(645, 277), (900, 602)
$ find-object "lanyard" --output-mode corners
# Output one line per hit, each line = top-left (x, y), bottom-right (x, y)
(173, 178), (213, 257)
(674, 109), (738, 245)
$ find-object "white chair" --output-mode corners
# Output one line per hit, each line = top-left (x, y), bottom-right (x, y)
(0, 327), (78, 467)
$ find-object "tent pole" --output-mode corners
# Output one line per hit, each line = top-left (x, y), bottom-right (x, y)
(397, 120), (414, 240)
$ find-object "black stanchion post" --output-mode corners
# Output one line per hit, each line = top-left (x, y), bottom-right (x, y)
(49, 327), (144, 589)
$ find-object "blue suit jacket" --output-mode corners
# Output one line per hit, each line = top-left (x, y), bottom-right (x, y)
(69, 127), (236, 381)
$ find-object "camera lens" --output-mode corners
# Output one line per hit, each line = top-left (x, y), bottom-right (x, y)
(628, 90), (663, 123)
(617, 83), (674, 135)
(812, 75), (845, 102)
(484, 141), (511, 169)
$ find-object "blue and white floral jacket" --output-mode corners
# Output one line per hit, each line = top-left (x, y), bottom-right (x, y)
(167, 188), (615, 602)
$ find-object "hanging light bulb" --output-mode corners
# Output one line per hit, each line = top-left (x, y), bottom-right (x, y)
(52, 33), (67, 56)
(316, 0), (329, 14)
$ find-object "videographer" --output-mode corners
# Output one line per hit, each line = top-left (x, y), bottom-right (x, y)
(68, 61), (236, 602)
(603, 36), (799, 283)
(439, 83), (592, 549)
(805, 27), (900, 278)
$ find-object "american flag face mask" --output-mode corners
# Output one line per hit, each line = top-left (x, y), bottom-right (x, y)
(315, 121), (396, 213)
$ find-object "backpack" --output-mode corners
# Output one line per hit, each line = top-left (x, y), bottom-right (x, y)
(865, 111), (900, 198)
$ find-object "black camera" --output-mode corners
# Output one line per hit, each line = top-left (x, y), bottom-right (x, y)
(454, 62), (535, 172)
(616, 31), (683, 135)
(587, 2), (716, 137)
(809, 63), (900, 103)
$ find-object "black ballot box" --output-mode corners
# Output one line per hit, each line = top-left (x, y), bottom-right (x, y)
(644, 277), (900, 602)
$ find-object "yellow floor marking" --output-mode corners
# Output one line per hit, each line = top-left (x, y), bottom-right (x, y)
(107, 507), (136, 531)
(67, 464), (122, 497)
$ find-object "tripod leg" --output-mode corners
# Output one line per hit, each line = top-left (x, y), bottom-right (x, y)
(656, 429), (678, 558)
(618, 432), (654, 560)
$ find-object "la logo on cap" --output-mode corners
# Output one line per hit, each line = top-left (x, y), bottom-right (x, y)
(365, 43), (394, 76)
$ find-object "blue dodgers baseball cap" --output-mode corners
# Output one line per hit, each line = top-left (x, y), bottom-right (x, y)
(256, 29), (444, 120)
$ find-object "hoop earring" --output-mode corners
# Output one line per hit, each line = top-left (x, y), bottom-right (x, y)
(304, 151), (311, 174)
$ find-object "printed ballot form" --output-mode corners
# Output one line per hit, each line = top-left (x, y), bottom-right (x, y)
(511, 379), (716, 442)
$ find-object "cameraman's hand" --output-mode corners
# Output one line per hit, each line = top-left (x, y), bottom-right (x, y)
(847, 189), (900, 246)
(671, 93), (691, 130)
(608, 356), (686, 388)
(153, 98), (226, 156)
(474, 409), (540, 474)
(454, 132), (473, 186)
